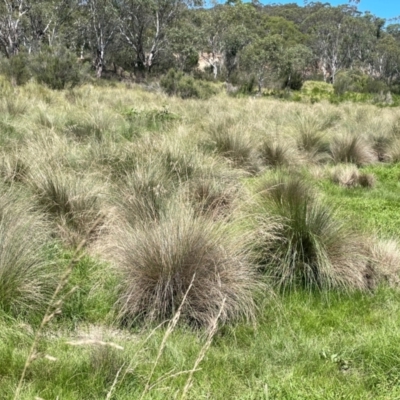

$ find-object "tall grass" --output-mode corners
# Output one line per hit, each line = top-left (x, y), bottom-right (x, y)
(331, 134), (377, 166)
(0, 188), (55, 317)
(254, 175), (370, 290)
(100, 203), (261, 328)
(26, 165), (103, 246)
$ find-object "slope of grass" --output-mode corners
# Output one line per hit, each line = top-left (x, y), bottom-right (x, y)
(1, 79), (400, 399)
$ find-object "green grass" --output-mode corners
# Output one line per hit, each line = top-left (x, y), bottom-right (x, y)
(2, 287), (400, 399)
(1, 80), (400, 399)
(317, 163), (400, 236)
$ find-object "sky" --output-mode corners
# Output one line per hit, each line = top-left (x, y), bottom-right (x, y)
(262, 1), (400, 21)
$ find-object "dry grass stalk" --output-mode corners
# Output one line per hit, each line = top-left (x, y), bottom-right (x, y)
(139, 274), (195, 400)
(180, 297), (226, 400)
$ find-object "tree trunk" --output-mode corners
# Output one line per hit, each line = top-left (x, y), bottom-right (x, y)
(95, 48), (104, 78)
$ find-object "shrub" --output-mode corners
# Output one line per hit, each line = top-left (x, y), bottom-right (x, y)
(282, 70), (304, 91)
(331, 135), (377, 166)
(161, 69), (217, 99)
(254, 175), (371, 291)
(334, 70), (390, 96)
(0, 188), (55, 316)
(0, 52), (31, 85)
(30, 46), (84, 90)
(102, 204), (261, 328)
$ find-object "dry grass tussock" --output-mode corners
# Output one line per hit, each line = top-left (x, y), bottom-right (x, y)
(330, 164), (376, 188)
(331, 134), (377, 166)
(207, 117), (260, 173)
(25, 164), (104, 246)
(255, 175), (372, 291)
(259, 136), (300, 168)
(0, 187), (55, 316)
(367, 238), (400, 287)
(98, 203), (263, 328)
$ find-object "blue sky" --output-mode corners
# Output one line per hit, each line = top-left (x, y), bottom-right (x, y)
(262, 1), (400, 21)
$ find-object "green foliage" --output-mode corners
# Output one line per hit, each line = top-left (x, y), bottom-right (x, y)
(0, 52), (31, 85)
(30, 47), (85, 90)
(161, 69), (218, 99)
(334, 70), (389, 96)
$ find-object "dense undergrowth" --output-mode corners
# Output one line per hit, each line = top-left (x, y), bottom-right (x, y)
(2, 77), (400, 398)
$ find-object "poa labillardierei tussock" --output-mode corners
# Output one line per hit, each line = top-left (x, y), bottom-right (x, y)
(25, 163), (104, 247)
(254, 174), (371, 291)
(330, 164), (361, 187)
(331, 134), (377, 166)
(99, 200), (262, 328)
(259, 136), (300, 168)
(0, 187), (55, 317)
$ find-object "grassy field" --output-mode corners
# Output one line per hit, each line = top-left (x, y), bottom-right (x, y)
(1, 77), (400, 399)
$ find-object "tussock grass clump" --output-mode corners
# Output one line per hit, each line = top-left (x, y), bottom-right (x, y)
(388, 138), (400, 163)
(296, 130), (331, 164)
(185, 177), (238, 219)
(0, 189), (55, 316)
(330, 165), (376, 188)
(330, 164), (360, 187)
(0, 152), (28, 184)
(331, 134), (377, 166)
(103, 205), (261, 328)
(112, 164), (173, 227)
(255, 175), (370, 290)
(288, 113), (332, 164)
(370, 133), (392, 162)
(259, 138), (299, 168)
(368, 238), (400, 287)
(26, 165), (103, 246)
(358, 172), (376, 188)
(209, 123), (259, 173)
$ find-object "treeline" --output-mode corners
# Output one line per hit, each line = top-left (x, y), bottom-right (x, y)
(0, 0), (399, 93)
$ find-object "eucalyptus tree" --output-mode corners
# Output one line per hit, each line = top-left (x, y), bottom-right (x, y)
(374, 34), (400, 86)
(0, 0), (31, 57)
(115, 0), (196, 76)
(240, 35), (283, 92)
(0, 0), (77, 57)
(82, 0), (118, 78)
(305, 4), (375, 83)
